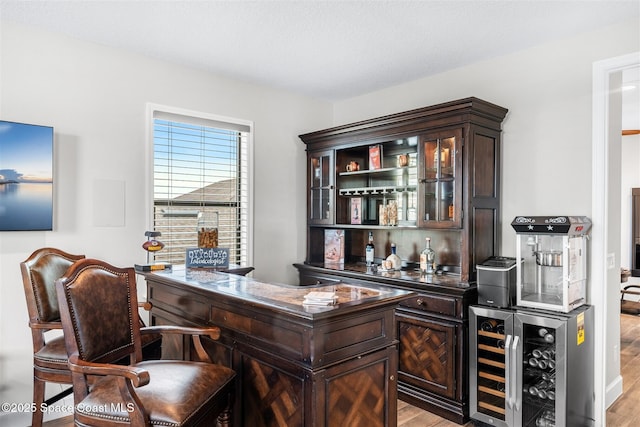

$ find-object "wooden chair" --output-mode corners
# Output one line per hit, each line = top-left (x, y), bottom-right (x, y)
(621, 284), (640, 315)
(20, 248), (162, 427)
(20, 247), (86, 427)
(55, 258), (235, 426)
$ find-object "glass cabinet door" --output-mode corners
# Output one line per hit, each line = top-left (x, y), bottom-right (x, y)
(309, 150), (334, 224)
(515, 313), (566, 427)
(419, 128), (463, 228)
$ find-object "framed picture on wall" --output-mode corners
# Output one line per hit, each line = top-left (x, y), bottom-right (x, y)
(0, 120), (53, 231)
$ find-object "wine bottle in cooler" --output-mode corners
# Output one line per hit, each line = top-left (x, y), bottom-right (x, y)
(480, 319), (498, 332)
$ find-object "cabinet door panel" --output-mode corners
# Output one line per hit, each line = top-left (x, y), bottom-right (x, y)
(397, 313), (456, 399)
(309, 150), (334, 225)
(418, 128), (463, 228)
(322, 346), (397, 427)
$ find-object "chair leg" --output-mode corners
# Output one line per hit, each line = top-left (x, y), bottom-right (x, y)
(216, 408), (232, 427)
(32, 376), (45, 427)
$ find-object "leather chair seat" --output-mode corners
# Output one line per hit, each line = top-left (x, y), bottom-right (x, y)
(33, 334), (69, 370)
(621, 299), (640, 315)
(76, 360), (235, 426)
(33, 328), (162, 371)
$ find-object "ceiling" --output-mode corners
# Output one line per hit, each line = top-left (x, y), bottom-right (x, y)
(1, 0), (639, 122)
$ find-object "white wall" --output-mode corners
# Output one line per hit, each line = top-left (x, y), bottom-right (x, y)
(0, 21), (332, 416)
(332, 18), (639, 423)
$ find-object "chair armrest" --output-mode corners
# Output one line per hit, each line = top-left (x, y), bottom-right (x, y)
(140, 325), (221, 362)
(622, 284), (640, 297)
(29, 322), (63, 330)
(68, 355), (150, 387)
(138, 301), (153, 311)
(141, 325), (220, 340)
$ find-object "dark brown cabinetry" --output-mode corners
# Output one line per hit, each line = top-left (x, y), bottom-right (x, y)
(294, 263), (476, 423)
(300, 97), (507, 282)
(296, 98), (507, 423)
(146, 267), (412, 427)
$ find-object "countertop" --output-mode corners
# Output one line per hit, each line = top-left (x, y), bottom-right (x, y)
(296, 262), (476, 296)
(145, 265), (415, 319)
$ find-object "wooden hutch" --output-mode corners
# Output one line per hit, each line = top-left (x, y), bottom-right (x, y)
(294, 97), (508, 423)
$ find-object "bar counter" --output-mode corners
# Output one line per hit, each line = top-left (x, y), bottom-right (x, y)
(144, 266), (414, 427)
(295, 262), (475, 293)
(294, 262), (478, 424)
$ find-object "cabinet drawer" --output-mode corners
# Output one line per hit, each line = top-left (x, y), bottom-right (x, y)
(149, 283), (210, 322)
(400, 294), (457, 317)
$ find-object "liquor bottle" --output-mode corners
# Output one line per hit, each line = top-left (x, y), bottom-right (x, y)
(366, 232), (375, 266)
(420, 237), (436, 275)
(386, 243), (402, 270)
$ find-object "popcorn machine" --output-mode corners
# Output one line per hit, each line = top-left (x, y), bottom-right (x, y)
(511, 216), (591, 313)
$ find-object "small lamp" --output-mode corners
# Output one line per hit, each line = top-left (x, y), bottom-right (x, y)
(142, 230), (164, 264)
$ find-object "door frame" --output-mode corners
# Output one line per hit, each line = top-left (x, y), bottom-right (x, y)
(592, 51), (640, 425)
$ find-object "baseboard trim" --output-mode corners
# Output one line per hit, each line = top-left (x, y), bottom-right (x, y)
(605, 374), (623, 408)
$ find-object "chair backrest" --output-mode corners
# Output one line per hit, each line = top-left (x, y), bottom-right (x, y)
(20, 248), (85, 328)
(55, 259), (143, 365)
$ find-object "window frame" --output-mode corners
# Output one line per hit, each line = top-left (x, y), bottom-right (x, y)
(145, 103), (254, 267)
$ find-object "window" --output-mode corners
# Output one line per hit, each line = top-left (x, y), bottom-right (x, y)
(148, 106), (252, 266)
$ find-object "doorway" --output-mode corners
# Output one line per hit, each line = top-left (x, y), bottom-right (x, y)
(592, 52), (640, 426)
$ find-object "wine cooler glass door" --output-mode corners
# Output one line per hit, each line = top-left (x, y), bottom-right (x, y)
(515, 313), (567, 427)
(470, 306), (514, 427)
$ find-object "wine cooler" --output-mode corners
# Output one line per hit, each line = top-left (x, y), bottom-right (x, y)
(469, 305), (594, 427)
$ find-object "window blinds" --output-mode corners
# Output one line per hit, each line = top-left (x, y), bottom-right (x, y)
(152, 111), (249, 265)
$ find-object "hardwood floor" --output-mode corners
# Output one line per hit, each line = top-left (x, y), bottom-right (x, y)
(606, 313), (640, 427)
(397, 400), (473, 426)
(42, 314), (640, 427)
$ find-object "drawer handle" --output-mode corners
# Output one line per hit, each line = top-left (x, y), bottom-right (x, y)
(416, 298), (425, 306)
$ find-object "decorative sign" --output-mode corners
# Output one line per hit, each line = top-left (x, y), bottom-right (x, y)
(350, 197), (362, 224)
(324, 229), (344, 265)
(185, 247), (229, 268)
(369, 145), (382, 170)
